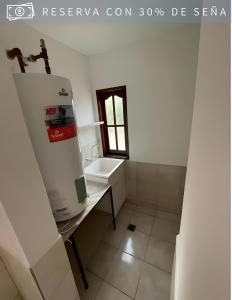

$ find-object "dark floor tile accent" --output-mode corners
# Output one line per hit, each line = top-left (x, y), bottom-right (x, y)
(127, 224), (136, 232)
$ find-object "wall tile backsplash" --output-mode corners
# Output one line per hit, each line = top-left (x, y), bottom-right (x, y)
(125, 161), (186, 214)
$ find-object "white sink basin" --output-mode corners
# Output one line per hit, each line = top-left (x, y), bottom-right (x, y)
(85, 157), (126, 217)
(85, 158), (124, 179)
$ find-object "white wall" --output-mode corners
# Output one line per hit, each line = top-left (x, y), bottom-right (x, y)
(174, 24), (229, 300)
(89, 25), (200, 166)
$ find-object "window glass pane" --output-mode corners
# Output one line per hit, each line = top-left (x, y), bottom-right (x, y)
(117, 127), (126, 151)
(115, 96), (124, 125)
(105, 97), (114, 125)
(108, 127), (116, 150)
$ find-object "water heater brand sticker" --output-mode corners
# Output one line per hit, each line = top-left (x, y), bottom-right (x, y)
(45, 105), (77, 143)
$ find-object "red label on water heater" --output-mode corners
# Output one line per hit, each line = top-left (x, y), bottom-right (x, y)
(46, 107), (57, 115)
(45, 105), (77, 143)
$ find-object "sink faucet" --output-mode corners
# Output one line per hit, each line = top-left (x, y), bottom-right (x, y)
(90, 143), (99, 161)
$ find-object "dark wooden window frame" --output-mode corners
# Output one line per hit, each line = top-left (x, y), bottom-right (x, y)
(96, 86), (129, 159)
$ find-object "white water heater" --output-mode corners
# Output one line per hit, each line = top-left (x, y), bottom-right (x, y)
(14, 73), (87, 222)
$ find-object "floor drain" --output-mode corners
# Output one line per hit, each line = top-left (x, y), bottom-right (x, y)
(127, 224), (136, 232)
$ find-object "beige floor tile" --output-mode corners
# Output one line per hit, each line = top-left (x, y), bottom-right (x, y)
(77, 271), (102, 300)
(135, 204), (157, 216)
(95, 282), (132, 300)
(130, 211), (154, 235)
(145, 238), (175, 272)
(106, 250), (142, 298)
(155, 211), (179, 222)
(151, 218), (178, 243)
(102, 224), (127, 248)
(124, 199), (138, 205)
(116, 207), (132, 226)
(120, 230), (149, 259)
(135, 263), (171, 300)
(87, 242), (118, 279)
(123, 201), (137, 211)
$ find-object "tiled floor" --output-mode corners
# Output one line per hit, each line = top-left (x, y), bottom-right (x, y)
(77, 201), (179, 300)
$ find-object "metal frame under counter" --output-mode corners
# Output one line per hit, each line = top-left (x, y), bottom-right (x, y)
(57, 180), (116, 290)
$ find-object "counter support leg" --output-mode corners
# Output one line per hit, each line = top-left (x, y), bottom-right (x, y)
(109, 186), (116, 230)
(69, 235), (89, 289)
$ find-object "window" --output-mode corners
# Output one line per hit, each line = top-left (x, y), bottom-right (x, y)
(96, 86), (129, 159)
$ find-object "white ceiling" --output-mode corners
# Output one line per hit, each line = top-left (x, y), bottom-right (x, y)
(31, 23), (180, 56)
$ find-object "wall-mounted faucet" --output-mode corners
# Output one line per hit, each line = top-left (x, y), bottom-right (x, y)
(90, 143), (99, 161)
(84, 143), (99, 163)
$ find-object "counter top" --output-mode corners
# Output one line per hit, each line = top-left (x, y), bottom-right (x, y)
(57, 180), (110, 241)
